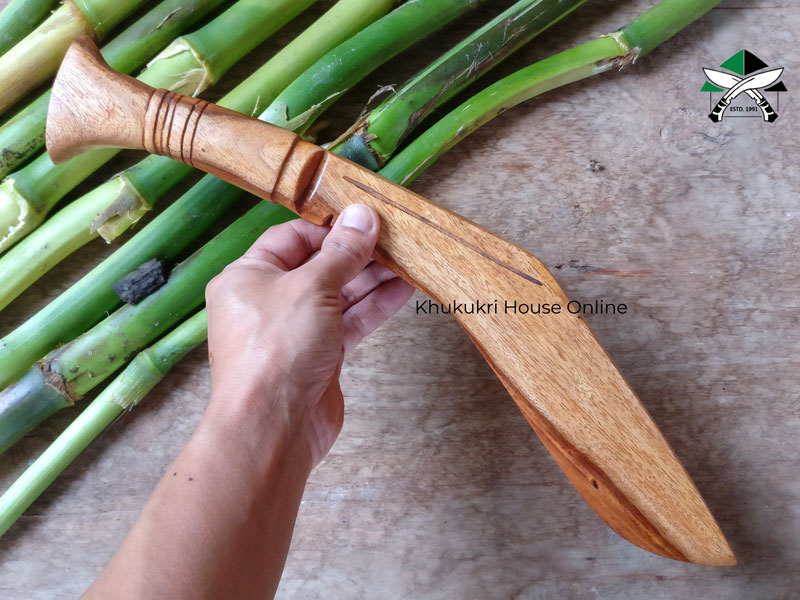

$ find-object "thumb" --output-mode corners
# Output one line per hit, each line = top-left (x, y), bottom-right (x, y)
(304, 203), (379, 290)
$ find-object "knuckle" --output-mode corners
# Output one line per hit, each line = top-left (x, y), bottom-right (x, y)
(349, 311), (370, 337)
(205, 274), (224, 300)
(375, 294), (395, 319)
(340, 285), (358, 307)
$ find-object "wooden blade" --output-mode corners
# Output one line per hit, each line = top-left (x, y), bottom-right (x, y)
(46, 37), (735, 566)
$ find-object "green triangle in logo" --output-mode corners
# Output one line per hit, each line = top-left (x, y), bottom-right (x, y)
(720, 50), (745, 76)
(701, 81), (724, 92)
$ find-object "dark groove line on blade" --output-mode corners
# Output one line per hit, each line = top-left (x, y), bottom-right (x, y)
(343, 176), (542, 286)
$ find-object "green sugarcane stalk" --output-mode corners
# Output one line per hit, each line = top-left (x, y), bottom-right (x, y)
(0, 161), (195, 314)
(0, 0), (230, 181)
(215, 0), (399, 122)
(0, 0), (59, 57)
(0, 309), (209, 538)
(261, 0), (486, 135)
(0, 0), (396, 311)
(0, 174), (243, 392)
(0, 0), (146, 116)
(0, 202), (294, 453)
(381, 0), (726, 185)
(329, 0), (585, 170)
(0, 0), (315, 255)
(140, 0), (314, 97)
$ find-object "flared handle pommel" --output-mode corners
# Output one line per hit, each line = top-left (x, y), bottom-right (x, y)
(47, 37), (154, 163)
(46, 38), (736, 567)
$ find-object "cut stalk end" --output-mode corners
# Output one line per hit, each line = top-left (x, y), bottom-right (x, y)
(0, 180), (106, 310)
(0, 179), (41, 254)
(143, 37), (214, 96)
(91, 174), (149, 242)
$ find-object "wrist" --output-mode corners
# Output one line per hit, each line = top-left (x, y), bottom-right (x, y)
(201, 380), (315, 478)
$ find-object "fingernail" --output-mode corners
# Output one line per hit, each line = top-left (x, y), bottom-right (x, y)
(338, 204), (373, 232)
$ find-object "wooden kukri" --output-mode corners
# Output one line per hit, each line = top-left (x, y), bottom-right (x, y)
(46, 38), (735, 566)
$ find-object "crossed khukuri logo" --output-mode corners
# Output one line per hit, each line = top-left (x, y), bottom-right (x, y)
(702, 50), (786, 123)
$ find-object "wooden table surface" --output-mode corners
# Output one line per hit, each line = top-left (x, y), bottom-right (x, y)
(1, 1), (798, 598)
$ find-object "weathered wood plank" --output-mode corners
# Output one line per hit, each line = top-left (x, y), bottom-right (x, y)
(1, 1), (798, 598)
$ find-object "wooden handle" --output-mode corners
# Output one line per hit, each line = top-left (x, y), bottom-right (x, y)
(47, 38), (735, 566)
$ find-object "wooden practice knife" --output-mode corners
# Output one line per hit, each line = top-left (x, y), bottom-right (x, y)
(45, 38), (735, 566)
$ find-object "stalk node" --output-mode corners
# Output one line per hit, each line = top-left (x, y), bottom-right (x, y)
(598, 31), (641, 70)
(41, 361), (75, 404)
(145, 38), (212, 96)
(327, 119), (383, 170)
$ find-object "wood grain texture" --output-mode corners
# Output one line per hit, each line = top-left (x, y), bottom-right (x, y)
(2, 0), (798, 597)
(46, 36), (736, 566)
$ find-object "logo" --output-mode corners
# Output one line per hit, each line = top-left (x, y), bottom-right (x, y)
(702, 50), (786, 122)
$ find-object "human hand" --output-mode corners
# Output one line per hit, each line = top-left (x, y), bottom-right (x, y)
(204, 204), (414, 468)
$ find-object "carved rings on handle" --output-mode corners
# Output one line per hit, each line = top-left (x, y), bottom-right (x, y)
(143, 88), (209, 166)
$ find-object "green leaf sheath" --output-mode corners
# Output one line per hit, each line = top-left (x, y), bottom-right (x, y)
(0, 203), (294, 453)
(0, 0), (395, 310)
(330, 0), (586, 170)
(0, 0), (229, 180)
(380, 0), (726, 185)
(0, 0), (59, 58)
(0, 0), (146, 116)
(0, 175), (244, 392)
(261, 0), (486, 134)
(0, 309), (209, 537)
(0, 0), (315, 255)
